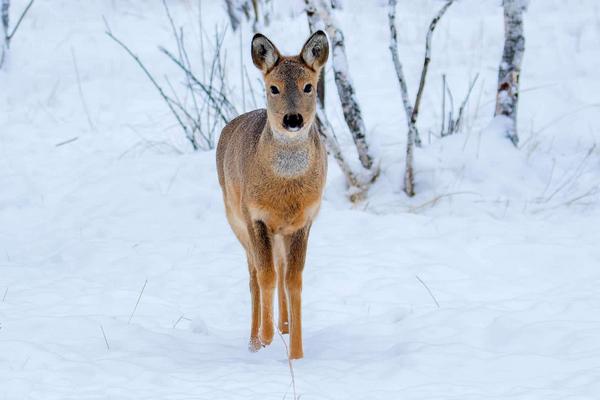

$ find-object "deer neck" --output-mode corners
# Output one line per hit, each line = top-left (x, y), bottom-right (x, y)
(260, 123), (315, 178)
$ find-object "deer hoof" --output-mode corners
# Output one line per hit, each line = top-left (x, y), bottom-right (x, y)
(248, 336), (261, 352)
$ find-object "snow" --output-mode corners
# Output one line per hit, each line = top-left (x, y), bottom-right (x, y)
(1, 0), (600, 399)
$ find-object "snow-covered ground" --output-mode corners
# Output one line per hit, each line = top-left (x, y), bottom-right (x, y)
(1, 0), (600, 399)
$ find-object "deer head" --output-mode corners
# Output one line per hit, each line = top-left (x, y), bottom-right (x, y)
(251, 31), (329, 141)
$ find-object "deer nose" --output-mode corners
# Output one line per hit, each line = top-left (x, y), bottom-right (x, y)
(282, 113), (304, 131)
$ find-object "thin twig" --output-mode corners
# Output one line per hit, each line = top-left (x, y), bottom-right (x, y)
(128, 279), (148, 324)
(162, 0), (206, 146)
(198, 0), (206, 82)
(164, 75), (209, 148)
(104, 18), (198, 150)
(159, 46), (237, 124)
(564, 186), (599, 206)
(441, 74), (446, 137)
(6, 0), (34, 42)
(100, 324), (110, 351)
(452, 73), (479, 134)
(172, 314), (191, 328)
(178, 30), (203, 133)
(411, 0), (455, 127)
(543, 144), (596, 203)
(2, 287), (7, 302)
(71, 47), (96, 132)
(533, 185), (599, 214)
(173, 315), (184, 329)
(278, 331), (297, 400)
(55, 137), (79, 147)
(416, 275), (440, 308)
(540, 158), (556, 198)
(162, 0), (183, 61)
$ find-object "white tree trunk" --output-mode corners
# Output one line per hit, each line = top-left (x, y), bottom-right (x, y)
(315, 108), (362, 193)
(305, 0), (377, 199)
(304, 1), (325, 107)
(387, 0), (415, 138)
(495, 0), (527, 146)
(305, 0), (374, 171)
(388, 0), (416, 196)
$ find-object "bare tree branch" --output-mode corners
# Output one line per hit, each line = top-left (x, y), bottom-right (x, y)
(387, 0), (455, 197)
(7, 0), (34, 42)
(159, 46), (237, 124)
(1, 0), (35, 68)
(107, 1), (240, 151)
(104, 19), (199, 150)
(453, 73), (479, 134)
(411, 0), (455, 128)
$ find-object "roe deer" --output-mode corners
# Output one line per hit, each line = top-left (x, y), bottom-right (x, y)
(216, 31), (329, 359)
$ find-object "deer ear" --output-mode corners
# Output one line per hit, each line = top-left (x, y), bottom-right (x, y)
(251, 34), (280, 73)
(300, 30), (329, 70)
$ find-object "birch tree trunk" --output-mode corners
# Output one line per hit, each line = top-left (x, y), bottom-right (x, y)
(305, 2), (325, 108)
(305, 0), (373, 198)
(315, 108), (363, 195)
(495, 0), (527, 146)
(304, 0), (374, 171)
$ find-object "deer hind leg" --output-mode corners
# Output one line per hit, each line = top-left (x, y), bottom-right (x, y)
(226, 208), (261, 352)
(248, 256), (262, 352)
(273, 235), (289, 335)
(249, 220), (276, 347)
(285, 225), (310, 359)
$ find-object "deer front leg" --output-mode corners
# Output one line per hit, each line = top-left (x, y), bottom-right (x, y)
(285, 225), (310, 359)
(249, 220), (276, 347)
(276, 258), (289, 334)
(248, 261), (261, 352)
(273, 236), (289, 335)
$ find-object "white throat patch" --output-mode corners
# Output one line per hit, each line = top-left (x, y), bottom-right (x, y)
(272, 146), (310, 177)
(269, 125), (312, 177)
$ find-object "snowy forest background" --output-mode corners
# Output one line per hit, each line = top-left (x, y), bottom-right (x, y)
(1, 0), (600, 399)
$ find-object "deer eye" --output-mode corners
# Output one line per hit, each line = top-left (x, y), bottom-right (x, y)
(270, 86), (280, 95)
(303, 84), (313, 93)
